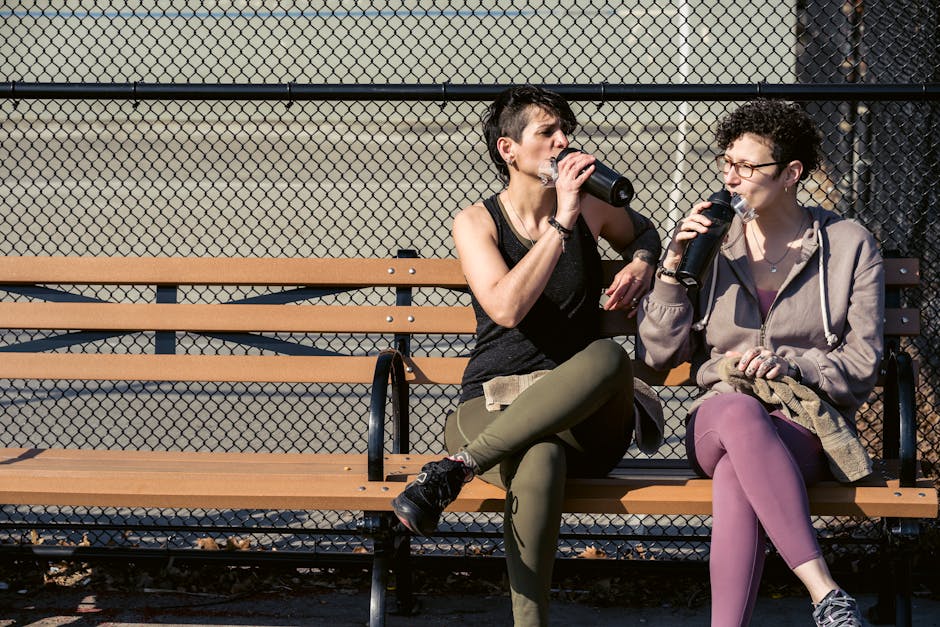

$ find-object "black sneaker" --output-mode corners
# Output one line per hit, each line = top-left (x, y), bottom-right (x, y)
(812, 589), (862, 626)
(391, 457), (471, 536)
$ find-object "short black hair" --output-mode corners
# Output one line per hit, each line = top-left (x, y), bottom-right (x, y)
(482, 85), (577, 183)
(715, 99), (822, 181)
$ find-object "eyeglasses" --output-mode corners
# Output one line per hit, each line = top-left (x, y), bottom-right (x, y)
(715, 156), (787, 179)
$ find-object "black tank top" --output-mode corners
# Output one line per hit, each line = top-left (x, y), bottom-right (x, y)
(459, 194), (603, 402)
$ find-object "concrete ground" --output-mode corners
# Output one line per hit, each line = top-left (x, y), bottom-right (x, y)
(3, 581), (940, 626)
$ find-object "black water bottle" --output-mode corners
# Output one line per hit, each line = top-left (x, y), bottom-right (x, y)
(675, 189), (735, 289)
(556, 147), (634, 207)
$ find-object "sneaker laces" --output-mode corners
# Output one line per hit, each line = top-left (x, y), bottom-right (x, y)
(813, 590), (861, 626)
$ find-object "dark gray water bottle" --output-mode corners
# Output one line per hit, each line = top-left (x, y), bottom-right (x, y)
(555, 147), (634, 207)
(675, 189), (735, 289)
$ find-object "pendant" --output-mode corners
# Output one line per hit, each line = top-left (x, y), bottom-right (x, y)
(770, 265), (778, 273)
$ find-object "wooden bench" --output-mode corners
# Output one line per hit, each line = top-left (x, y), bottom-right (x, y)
(0, 254), (934, 627)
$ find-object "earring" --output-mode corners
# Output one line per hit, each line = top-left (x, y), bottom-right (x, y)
(507, 155), (515, 167)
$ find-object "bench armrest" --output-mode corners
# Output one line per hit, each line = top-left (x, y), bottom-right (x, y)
(883, 347), (919, 488)
(367, 349), (408, 481)
(896, 350), (918, 487)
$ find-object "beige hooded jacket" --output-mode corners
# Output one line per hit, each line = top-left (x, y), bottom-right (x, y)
(638, 205), (884, 428)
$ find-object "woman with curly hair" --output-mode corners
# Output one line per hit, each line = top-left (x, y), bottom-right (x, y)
(639, 99), (882, 626)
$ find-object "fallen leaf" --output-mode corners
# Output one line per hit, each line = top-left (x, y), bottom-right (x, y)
(225, 537), (250, 551)
(577, 546), (607, 559)
(194, 538), (220, 550)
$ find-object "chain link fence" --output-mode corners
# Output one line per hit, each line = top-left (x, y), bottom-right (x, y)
(1, 2), (938, 565)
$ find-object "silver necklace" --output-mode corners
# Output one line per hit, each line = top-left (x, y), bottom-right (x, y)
(764, 243), (792, 274)
(751, 212), (807, 273)
(503, 192), (537, 246)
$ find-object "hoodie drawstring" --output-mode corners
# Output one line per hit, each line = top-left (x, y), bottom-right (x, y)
(692, 222), (840, 347)
(691, 259), (718, 332)
(817, 227), (839, 347)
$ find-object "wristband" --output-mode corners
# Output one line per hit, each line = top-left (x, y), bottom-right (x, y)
(547, 217), (572, 239)
(547, 217), (572, 252)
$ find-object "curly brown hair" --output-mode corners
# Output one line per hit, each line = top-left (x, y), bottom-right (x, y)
(715, 99), (822, 181)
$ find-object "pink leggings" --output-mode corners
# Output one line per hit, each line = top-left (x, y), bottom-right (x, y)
(687, 393), (828, 627)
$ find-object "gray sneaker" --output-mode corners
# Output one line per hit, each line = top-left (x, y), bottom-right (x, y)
(812, 589), (862, 626)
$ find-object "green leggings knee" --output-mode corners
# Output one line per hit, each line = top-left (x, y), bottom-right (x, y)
(444, 339), (636, 626)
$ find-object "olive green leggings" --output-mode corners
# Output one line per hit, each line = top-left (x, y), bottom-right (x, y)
(444, 339), (636, 627)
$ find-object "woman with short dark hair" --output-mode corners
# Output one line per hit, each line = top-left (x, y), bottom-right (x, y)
(391, 85), (664, 626)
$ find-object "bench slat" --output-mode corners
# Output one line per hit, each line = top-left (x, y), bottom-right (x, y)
(0, 301), (913, 338)
(404, 356), (468, 385)
(0, 352), (604, 387)
(884, 257), (920, 286)
(0, 302), (478, 334)
(0, 302), (638, 337)
(884, 308), (920, 336)
(0, 257), (619, 289)
(0, 353), (383, 384)
(0, 257), (467, 288)
(378, 456), (938, 519)
(0, 257), (917, 288)
(0, 448), (375, 471)
(0, 449), (933, 518)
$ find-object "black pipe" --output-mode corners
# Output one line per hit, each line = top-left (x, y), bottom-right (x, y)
(897, 351), (918, 487)
(3, 81), (939, 102)
(368, 349), (401, 482)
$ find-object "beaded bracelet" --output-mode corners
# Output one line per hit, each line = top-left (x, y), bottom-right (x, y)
(656, 264), (679, 279)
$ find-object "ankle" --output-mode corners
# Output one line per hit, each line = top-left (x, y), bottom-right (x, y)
(810, 581), (844, 605)
(813, 588), (839, 606)
(447, 450), (479, 481)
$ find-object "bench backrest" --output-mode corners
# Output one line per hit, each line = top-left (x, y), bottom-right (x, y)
(0, 256), (471, 384)
(0, 254), (923, 477)
(0, 255), (919, 384)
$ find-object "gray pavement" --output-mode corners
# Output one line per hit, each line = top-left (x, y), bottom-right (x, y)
(4, 586), (940, 626)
